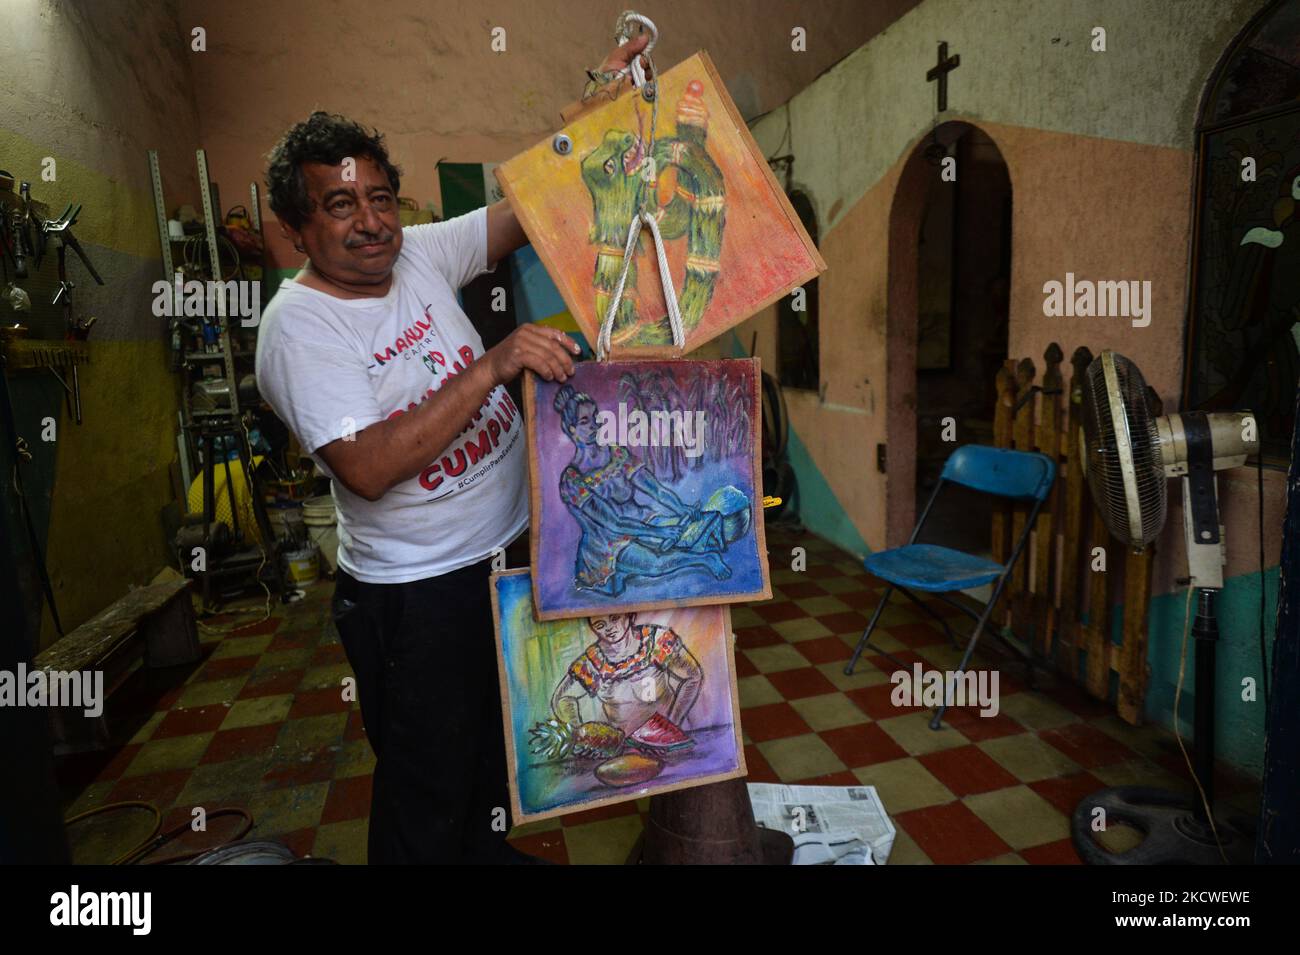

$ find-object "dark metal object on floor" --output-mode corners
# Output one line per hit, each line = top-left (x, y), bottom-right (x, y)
(631, 778), (793, 865)
(1069, 642), (1241, 862)
(64, 803), (283, 865)
(1070, 586), (1253, 865)
(188, 840), (334, 865)
(174, 520), (231, 557)
(1071, 785), (1252, 865)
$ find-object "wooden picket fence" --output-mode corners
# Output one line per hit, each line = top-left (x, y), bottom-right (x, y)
(988, 343), (1153, 725)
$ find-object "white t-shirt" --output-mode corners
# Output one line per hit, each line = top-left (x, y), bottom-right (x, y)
(255, 207), (527, 584)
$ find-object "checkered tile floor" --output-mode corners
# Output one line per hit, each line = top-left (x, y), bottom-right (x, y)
(57, 525), (1260, 864)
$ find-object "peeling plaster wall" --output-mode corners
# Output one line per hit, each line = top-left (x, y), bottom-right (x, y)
(732, 0), (1279, 771)
(751, 0), (1262, 238)
(176, 0), (920, 270)
(0, 0), (201, 647)
(741, 0), (1267, 552)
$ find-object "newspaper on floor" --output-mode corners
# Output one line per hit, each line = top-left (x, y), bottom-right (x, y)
(748, 783), (896, 866)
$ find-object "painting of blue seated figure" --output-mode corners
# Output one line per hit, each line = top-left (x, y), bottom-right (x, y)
(525, 358), (771, 620)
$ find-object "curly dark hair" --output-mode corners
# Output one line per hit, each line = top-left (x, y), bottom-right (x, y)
(264, 111), (402, 230)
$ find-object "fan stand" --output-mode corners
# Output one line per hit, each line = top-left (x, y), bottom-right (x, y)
(1071, 442), (1255, 864)
(1071, 587), (1252, 864)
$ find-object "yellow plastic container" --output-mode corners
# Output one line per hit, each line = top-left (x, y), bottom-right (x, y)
(284, 547), (319, 586)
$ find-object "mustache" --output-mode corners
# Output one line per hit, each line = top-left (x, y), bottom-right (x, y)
(344, 231), (394, 248)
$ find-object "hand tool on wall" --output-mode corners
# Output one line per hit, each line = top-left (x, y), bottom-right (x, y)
(50, 275), (88, 425)
(43, 203), (104, 286)
(48, 213), (103, 426)
(8, 184), (30, 279)
(28, 202), (50, 274)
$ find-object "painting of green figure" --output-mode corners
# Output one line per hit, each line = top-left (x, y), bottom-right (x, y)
(490, 569), (745, 824)
(495, 51), (825, 356)
(582, 77), (725, 349)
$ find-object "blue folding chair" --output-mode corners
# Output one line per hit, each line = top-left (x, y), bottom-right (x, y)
(845, 444), (1056, 729)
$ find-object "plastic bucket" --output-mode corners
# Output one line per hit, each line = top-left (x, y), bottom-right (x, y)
(302, 495), (336, 527)
(283, 546), (319, 586)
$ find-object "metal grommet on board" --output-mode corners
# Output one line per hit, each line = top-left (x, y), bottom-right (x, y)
(641, 82), (656, 102)
(552, 134), (573, 155)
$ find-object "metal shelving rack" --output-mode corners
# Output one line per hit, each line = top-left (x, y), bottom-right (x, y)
(148, 149), (282, 607)
(149, 149), (243, 433)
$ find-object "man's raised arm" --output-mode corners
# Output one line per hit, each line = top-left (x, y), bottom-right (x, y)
(486, 199), (529, 270)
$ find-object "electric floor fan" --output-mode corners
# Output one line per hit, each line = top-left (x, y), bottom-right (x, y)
(1069, 350), (1258, 864)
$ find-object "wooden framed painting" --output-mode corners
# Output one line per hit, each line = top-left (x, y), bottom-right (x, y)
(490, 568), (746, 824)
(524, 357), (771, 620)
(495, 50), (827, 358)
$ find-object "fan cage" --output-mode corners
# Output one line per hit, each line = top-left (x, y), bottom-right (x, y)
(1082, 353), (1166, 548)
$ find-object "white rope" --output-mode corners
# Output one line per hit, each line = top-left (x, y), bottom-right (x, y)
(597, 208), (686, 360)
(614, 11), (657, 89)
(594, 10), (686, 359)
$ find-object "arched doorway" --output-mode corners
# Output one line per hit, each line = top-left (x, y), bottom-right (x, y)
(886, 121), (1012, 552)
(777, 190), (821, 391)
(1183, 0), (1300, 464)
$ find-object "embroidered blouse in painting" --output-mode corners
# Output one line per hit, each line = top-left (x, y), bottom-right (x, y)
(567, 624), (682, 733)
(569, 624), (679, 692)
(559, 444), (645, 588)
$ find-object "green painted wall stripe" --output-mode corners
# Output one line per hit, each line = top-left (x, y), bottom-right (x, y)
(0, 128), (164, 260)
(1144, 566), (1278, 775)
(721, 332), (871, 558)
(784, 425), (872, 560)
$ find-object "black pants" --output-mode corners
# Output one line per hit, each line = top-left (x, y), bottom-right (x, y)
(331, 553), (515, 864)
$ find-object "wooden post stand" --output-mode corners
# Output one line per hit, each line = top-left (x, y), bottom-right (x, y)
(631, 778), (794, 865)
(990, 342), (1156, 725)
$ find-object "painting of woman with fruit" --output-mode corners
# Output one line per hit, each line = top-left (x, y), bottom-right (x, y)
(491, 570), (745, 822)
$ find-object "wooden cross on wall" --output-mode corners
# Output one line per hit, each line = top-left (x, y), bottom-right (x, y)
(927, 41), (960, 112)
